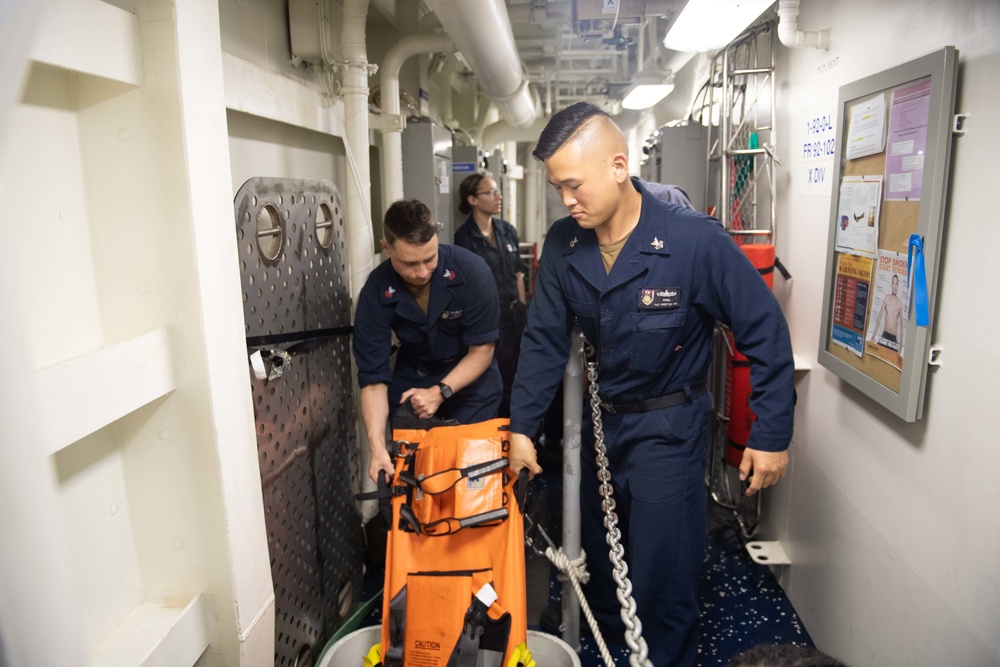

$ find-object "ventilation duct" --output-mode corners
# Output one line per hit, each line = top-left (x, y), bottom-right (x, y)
(424, 0), (539, 129)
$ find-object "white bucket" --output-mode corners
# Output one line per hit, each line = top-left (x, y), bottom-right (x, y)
(317, 626), (581, 667)
(524, 630), (581, 666)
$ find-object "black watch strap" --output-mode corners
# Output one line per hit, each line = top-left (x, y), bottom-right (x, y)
(436, 382), (453, 399)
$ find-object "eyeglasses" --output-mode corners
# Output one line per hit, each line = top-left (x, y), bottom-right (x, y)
(475, 189), (500, 198)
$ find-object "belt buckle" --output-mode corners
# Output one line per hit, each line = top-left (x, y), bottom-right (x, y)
(600, 400), (616, 414)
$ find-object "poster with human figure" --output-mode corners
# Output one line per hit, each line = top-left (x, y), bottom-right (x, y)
(865, 250), (909, 371)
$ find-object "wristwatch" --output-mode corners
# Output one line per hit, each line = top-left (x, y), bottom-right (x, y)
(436, 382), (453, 399)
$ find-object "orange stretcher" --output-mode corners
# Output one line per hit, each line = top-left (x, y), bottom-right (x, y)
(365, 415), (531, 667)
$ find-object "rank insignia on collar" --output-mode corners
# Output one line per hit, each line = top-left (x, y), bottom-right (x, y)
(569, 237), (578, 248)
(443, 269), (455, 280)
(650, 237), (664, 250)
(384, 286), (396, 298)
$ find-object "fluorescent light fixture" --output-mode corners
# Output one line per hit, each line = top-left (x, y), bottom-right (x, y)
(663, 0), (774, 53)
(621, 72), (675, 110)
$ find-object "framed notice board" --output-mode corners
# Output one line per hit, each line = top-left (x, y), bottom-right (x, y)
(817, 46), (959, 422)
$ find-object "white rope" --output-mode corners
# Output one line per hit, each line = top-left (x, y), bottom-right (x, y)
(541, 546), (617, 667)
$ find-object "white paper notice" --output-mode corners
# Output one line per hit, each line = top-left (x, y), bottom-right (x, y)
(846, 93), (886, 160)
(888, 173), (912, 194)
(885, 78), (931, 201)
(835, 175), (883, 259)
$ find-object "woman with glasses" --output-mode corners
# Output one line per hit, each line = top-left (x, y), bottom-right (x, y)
(455, 173), (529, 418)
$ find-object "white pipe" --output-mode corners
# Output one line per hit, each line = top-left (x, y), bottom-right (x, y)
(504, 140), (518, 230)
(425, 0), (539, 129)
(438, 54), (462, 127)
(561, 327), (585, 649)
(776, 0), (831, 50)
(342, 0), (375, 304)
(475, 100), (499, 145)
(379, 33), (456, 209)
(483, 116), (552, 149)
(530, 83), (543, 125)
(637, 16), (645, 73)
(418, 11), (442, 31)
(339, 0), (380, 523)
(524, 156), (541, 247)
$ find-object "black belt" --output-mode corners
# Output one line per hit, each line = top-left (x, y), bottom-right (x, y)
(600, 381), (708, 414)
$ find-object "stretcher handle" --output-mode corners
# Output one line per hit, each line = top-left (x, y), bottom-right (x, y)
(377, 470), (393, 525)
(514, 469), (529, 514)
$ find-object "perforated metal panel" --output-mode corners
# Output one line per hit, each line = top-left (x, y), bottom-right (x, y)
(235, 177), (363, 667)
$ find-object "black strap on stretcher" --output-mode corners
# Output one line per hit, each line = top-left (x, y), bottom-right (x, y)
(398, 458), (509, 494)
(396, 448), (512, 535)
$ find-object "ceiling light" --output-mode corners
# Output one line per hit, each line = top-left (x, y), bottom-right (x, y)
(663, 0), (774, 53)
(621, 72), (675, 110)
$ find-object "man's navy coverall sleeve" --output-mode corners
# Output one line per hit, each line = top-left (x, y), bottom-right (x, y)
(508, 224), (575, 437)
(353, 275), (394, 388)
(695, 223), (795, 452)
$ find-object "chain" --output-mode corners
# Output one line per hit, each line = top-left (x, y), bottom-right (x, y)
(586, 360), (653, 667)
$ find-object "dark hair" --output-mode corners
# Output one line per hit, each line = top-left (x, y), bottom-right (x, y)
(457, 173), (488, 215)
(382, 199), (441, 245)
(727, 643), (846, 667)
(532, 102), (612, 161)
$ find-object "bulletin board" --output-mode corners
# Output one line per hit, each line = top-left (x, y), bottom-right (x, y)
(817, 46), (958, 422)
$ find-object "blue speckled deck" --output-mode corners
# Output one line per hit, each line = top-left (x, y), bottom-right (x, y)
(560, 519), (814, 666)
(526, 452), (815, 666)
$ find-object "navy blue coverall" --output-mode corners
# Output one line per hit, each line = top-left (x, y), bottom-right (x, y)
(509, 178), (795, 666)
(454, 215), (529, 417)
(353, 243), (503, 424)
(636, 178), (696, 210)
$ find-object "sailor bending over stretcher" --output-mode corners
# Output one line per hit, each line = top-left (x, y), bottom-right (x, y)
(353, 199), (503, 483)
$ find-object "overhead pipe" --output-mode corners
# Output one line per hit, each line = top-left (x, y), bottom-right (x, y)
(437, 53), (463, 128)
(379, 33), (456, 208)
(474, 99), (499, 146)
(424, 0), (539, 130)
(776, 0), (831, 50)
(341, 0), (376, 304)
(481, 117), (557, 149)
(503, 140), (519, 230)
(524, 157), (542, 247)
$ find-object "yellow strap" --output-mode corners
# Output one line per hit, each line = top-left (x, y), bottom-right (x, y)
(506, 642), (535, 667)
(363, 643), (382, 667)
